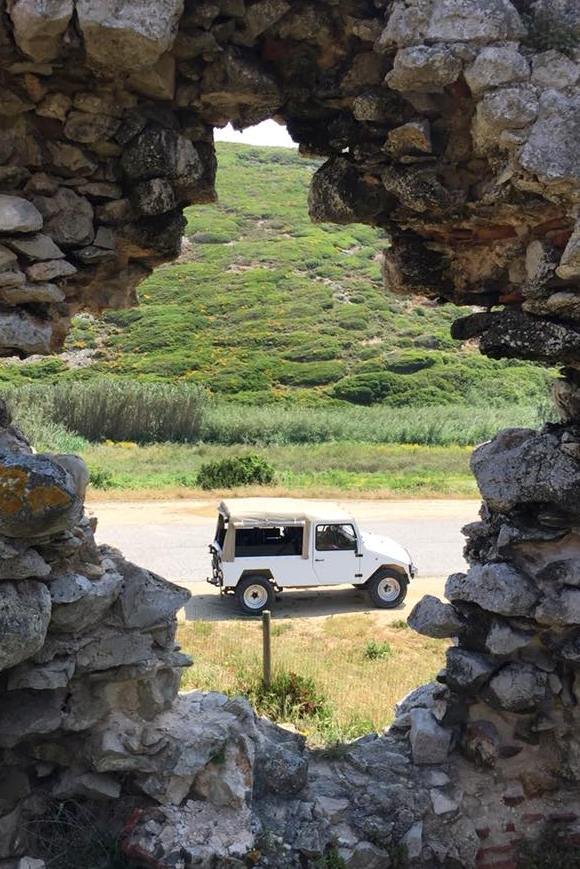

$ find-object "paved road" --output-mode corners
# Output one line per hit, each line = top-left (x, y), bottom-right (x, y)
(90, 497), (480, 622)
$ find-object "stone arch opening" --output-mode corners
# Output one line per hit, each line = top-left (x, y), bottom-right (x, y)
(0, 0), (579, 865)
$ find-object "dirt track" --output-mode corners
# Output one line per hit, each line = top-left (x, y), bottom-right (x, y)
(90, 497), (480, 623)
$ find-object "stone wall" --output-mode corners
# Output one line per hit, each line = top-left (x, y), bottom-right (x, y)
(0, 0), (580, 866)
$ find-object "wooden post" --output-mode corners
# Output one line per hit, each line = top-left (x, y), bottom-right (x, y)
(262, 609), (272, 689)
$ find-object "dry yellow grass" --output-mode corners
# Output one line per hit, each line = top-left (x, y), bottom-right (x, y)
(177, 613), (448, 745)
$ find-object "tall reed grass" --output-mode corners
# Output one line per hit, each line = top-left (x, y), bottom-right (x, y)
(201, 402), (548, 447)
(4, 380), (207, 444)
(3, 379), (552, 448)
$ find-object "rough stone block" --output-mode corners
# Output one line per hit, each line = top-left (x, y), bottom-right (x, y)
(408, 594), (465, 637)
(0, 195), (43, 234)
(0, 580), (51, 672)
(409, 707), (451, 764)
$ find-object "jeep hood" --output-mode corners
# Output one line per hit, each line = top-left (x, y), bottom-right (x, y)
(361, 531), (412, 567)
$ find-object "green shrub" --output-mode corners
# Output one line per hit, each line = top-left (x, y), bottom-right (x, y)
(196, 453), (275, 489)
(314, 847), (347, 869)
(276, 360), (345, 387)
(244, 671), (330, 722)
(363, 640), (392, 660)
(89, 467), (115, 490)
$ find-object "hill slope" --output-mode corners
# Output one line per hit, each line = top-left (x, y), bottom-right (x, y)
(3, 143), (551, 407)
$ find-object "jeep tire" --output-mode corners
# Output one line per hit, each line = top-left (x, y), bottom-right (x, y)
(367, 569), (408, 609)
(236, 575), (274, 616)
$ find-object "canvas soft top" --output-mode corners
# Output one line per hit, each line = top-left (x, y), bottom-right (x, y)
(218, 498), (354, 527)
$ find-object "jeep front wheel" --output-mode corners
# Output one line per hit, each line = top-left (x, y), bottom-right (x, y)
(236, 575), (274, 616)
(367, 569), (408, 609)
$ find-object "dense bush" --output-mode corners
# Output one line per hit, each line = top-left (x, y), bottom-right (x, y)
(196, 453), (275, 489)
(276, 360), (345, 386)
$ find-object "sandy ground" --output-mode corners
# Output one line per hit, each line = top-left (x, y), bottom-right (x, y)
(90, 497), (480, 623)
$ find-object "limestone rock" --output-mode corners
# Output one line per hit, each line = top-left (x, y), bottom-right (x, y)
(243, 0), (290, 39)
(49, 569), (123, 633)
(122, 801), (254, 867)
(52, 453), (90, 502)
(0, 547), (50, 580)
(409, 707), (451, 764)
(74, 627), (154, 673)
(110, 555), (190, 629)
(454, 310), (580, 366)
(485, 620), (532, 655)
(531, 50), (579, 90)
(445, 648), (496, 691)
(473, 86), (538, 151)
(4, 233), (65, 261)
(471, 428), (580, 513)
(0, 452), (84, 537)
(36, 92), (72, 122)
(52, 767), (121, 800)
(0, 282), (65, 305)
(464, 46), (529, 95)
(402, 821), (423, 861)
(254, 717), (307, 796)
(46, 141), (98, 176)
(0, 423), (32, 455)
(33, 188), (94, 248)
(0, 244), (17, 271)
(386, 45), (462, 93)
(0, 688), (65, 747)
(430, 788), (459, 815)
(8, 0), (73, 62)
(382, 165), (451, 213)
(0, 580), (51, 672)
(120, 127), (204, 188)
(519, 91), (580, 186)
(26, 258), (76, 282)
(0, 195), (43, 234)
(445, 562), (538, 617)
(127, 53), (176, 101)
(379, 0), (524, 47)
(485, 663), (547, 712)
(535, 589), (580, 626)
(425, 0), (525, 43)
(386, 120), (432, 158)
(63, 111), (120, 144)
(408, 594), (464, 638)
(309, 157), (393, 225)
(343, 841), (392, 868)
(131, 178), (176, 216)
(558, 223), (580, 281)
(0, 309), (53, 355)
(7, 657), (74, 690)
(76, 0), (184, 73)
(0, 267), (26, 289)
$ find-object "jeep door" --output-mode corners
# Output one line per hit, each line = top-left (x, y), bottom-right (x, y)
(313, 523), (359, 585)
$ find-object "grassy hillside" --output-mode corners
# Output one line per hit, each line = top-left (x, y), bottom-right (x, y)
(2, 143), (551, 409)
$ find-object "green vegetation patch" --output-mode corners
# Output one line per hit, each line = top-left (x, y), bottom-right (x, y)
(0, 141), (549, 412)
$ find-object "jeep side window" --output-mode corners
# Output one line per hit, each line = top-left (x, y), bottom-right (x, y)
(235, 525), (304, 557)
(316, 524), (357, 552)
(215, 514), (227, 548)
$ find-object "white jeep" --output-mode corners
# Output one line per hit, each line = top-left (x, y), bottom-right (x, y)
(208, 498), (417, 615)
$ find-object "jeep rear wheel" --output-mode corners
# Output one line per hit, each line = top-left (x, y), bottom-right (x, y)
(236, 575), (274, 616)
(367, 569), (408, 609)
